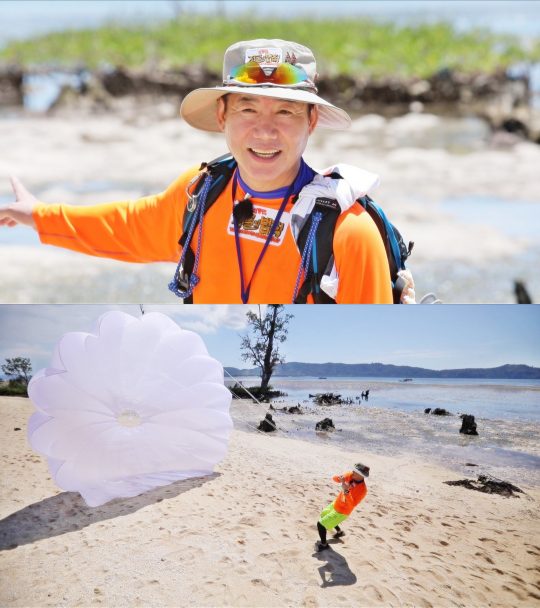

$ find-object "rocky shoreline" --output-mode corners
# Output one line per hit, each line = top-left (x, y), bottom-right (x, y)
(1, 63), (539, 142)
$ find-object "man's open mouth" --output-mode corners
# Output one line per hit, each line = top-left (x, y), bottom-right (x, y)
(248, 148), (281, 159)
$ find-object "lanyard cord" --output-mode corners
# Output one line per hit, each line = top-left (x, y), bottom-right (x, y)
(232, 172), (295, 304)
(292, 210), (323, 302)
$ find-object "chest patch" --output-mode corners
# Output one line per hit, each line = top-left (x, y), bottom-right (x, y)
(227, 205), (290, 246)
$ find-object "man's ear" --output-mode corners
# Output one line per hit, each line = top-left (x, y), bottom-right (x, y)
(216, 96), (226, 131)
(308, 104), (319, 134)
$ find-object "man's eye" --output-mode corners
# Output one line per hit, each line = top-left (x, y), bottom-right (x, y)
(278, 109), (293, 115)
(241, 108), (256, 113)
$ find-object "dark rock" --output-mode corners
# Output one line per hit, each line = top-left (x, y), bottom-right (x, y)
(514, 280), (532, 304)
(287, 406), (303, 414)
(312, 392), (343, 406)
(432, 408), (451, 416)
(460, 414), (478, 435)
(315, 418), (335, 431)
(257, 413), (276, 433)
(465, 463), (478, 467)
(502, 117), (529, 137)
(424, 408), (432, 414)
(99, 65), (220, 99)
(0, 66), (24, 106)
(13, 427), (21, 431)
(444, 475), (523, 497)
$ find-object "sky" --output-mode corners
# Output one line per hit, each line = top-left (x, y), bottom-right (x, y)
(0, 305), (539, 375)
(1, 0), (539, 47)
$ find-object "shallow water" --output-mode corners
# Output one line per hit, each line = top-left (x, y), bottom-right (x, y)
(228, 376), (540, 422)
(229, 377), (540, 487)
(440, 196), (540, 239)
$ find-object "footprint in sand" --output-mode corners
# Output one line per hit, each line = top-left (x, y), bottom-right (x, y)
(363, 584), (384, 602)
(301, 594), (318, 607)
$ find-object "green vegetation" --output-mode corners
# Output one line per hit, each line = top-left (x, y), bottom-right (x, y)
(1, 15), (538, 77)
(229, 384), (285, 400)
(0, 381), (28, 397)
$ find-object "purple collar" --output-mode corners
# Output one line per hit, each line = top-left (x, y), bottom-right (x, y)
(236, 158), (316, 200)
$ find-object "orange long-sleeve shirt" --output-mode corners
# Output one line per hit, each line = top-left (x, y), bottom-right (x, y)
(332, 472), (368, 515)
(33, 166), (392, 304)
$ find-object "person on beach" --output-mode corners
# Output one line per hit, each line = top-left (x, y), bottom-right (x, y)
(0, 38), (404, 304)
(316, 462), (369, 552)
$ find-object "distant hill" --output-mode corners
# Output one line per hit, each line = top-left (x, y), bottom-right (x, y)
(225, 362), (540, 380)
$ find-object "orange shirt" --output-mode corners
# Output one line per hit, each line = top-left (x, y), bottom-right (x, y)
(33, 166), (392, 304)
(332, 472), (368, 515)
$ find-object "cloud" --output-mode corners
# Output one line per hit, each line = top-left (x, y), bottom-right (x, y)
(143, 305), (262, 333)
(0, 305), (261, 374)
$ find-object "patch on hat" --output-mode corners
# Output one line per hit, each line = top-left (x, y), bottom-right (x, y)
(246, 47), (283, 76)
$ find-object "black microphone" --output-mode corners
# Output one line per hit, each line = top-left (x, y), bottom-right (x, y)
(233, 194), (253, 224)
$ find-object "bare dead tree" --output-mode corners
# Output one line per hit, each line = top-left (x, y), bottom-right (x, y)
(240, 305), (293, 393)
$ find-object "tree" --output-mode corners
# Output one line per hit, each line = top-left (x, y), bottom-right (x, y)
(1, 357), (33, 386)
(240, 305), (293, 393)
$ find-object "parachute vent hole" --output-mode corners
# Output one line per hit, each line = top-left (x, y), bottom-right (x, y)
(116, 410), (142, 427)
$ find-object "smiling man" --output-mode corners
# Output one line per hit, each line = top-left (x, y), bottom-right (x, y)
(1, 39), (395, 304)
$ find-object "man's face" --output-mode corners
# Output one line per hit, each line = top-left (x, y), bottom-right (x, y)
(216, 94), (318, 192)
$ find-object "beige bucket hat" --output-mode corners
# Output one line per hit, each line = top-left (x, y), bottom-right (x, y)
(180, 38), (351, 132)
(353, 463), (370, 478)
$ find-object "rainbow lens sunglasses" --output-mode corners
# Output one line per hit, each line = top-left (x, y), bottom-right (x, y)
(228, 61), (313, 87)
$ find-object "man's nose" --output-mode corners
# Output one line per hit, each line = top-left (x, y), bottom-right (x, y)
(252, 115), (278, 139)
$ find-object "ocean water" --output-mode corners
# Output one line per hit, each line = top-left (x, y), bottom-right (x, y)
(227, 376), (540, 486)
(227, 376), (540, 421)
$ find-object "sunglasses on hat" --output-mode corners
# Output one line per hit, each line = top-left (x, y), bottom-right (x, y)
(227, 61), (313, 88)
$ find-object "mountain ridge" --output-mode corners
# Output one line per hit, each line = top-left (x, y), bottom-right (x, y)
(224, 362), (540, 379)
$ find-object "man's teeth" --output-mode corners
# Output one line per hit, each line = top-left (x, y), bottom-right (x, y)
(251, 149), (279, 157)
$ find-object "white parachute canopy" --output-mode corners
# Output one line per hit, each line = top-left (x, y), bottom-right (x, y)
(27, 311), (233, 507)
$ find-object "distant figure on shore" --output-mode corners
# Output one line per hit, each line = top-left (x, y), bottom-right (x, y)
(514, 280), (532, 304)
(316, 462), (369, 551)
(1, 39), (416, 305)
(361, 390), (370, 401)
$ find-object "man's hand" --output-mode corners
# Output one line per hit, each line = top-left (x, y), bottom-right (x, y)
(0, 177), (39, 229)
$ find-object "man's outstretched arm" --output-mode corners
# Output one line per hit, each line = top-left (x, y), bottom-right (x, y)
(0, 176), (39, 229)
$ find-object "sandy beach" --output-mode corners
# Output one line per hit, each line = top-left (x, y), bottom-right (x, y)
(1, 396), (539, 607)
(1, 104), (540, 303)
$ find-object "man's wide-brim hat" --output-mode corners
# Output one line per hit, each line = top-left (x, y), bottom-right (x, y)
(353, 463), (370, 477)
(180, 38), (351, 132)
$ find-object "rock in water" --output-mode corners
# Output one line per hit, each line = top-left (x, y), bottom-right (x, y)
(432, 408), (451, 416)
(287, 406), (303, 414)
(460, 414), (478, 435)
(257, 413), (276, 433)
(315, 418), (335, 431)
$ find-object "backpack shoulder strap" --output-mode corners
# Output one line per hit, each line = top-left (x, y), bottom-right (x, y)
(294, 196), (340, 304)
(178, 154), (237, 303)
(294, 192), (413, 304)
(181, 153), (237, 237)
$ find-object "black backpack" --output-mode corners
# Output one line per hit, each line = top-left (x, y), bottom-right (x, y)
(169, 154), (413, 303)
